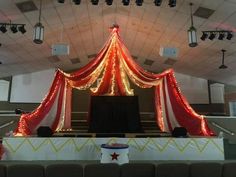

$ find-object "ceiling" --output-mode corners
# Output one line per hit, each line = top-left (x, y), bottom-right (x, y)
(0, 0), (236, 85)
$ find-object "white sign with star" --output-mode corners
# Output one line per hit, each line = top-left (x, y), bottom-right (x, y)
(101, 145), (129, 164)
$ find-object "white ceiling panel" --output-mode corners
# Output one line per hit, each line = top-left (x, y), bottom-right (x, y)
(0, 0), (236, 86)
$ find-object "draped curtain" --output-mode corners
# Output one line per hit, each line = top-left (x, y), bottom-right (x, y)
(15, 27), (214, 136)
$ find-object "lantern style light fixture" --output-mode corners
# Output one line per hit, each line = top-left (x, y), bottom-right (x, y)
(188, 3), (198, 47)
(33, 0), (44, 44)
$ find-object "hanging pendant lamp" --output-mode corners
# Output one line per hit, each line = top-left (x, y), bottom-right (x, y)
(188, 3), (198, 47)
(33, 0), (44, 44)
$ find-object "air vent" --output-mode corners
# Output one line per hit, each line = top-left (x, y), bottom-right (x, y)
(193, 7), (215, 19)
(131, 55), (138, 60)
(48, 56), (60, 63)
(87, 54), (97, 59)
(164, 58), (177, 65)
(70, 57), (80, 64)
(16, 1), (38, 13)
(144, 59), (154, 66)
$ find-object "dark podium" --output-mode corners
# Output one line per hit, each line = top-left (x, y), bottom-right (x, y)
(88, 96), (142, 133)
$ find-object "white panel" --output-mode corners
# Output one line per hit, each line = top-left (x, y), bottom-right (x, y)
(159, 47), (179, 58)
(10, 69), (55, 103)
(0, 80), (10, 101)
(210, 83), (225, 103)
(2, 137), (224, 161)
(52, 44), (70, 56)
(175, 72), (209, 104)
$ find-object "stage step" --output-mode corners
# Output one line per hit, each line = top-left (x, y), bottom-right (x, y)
(65, 112), (160, 134)
(54, 132), (170, 138)
(144, 129), (163, 133)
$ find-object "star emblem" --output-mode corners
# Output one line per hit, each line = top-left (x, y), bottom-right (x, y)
(110, 152), (119, 160)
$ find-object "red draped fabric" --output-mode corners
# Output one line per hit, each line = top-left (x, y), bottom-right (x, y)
(15, 26), (214, 136)
(15, 71), (65, 135)
(154, 71), (214, 136)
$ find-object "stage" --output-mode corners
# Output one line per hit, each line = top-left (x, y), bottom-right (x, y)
(2, 137), (224, 161)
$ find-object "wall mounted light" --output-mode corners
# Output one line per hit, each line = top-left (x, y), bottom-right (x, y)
(0, 23), (26, 34)
(0, 24), (7, 33)
(57, 0), (177, 7)
(226, 32), (233, 40)
(200, 30), (233, 41)
(73, 0), (81, 5)
(10, 25), (18, 33)
(168, 0), (176, 7)
(154, 0), (162, 6)
(91, 0), (99, 5)
(218, 33), (225, 40)
(208, 33), (216, 40)
(18, 25), (26, 34)
(106, 0), (113, 5)
(122, 0), (130, 6)
(200, 32), (208, 41)
(135, 0), (143, 6)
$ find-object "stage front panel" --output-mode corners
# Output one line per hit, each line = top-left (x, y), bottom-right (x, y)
(2, 137), (224, 161)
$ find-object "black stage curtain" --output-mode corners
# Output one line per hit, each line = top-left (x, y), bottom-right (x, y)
(88, 96), (142, 133)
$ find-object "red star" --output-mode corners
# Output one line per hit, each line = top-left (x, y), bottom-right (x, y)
(110, 152), (119, 160)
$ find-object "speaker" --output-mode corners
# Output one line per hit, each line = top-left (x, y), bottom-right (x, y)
(171, 127), (187, 137)
(37, 126), (53, 137)
(15, 108), (24, 114)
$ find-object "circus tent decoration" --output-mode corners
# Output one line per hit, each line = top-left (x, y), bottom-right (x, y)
(15, 25), (215, 136)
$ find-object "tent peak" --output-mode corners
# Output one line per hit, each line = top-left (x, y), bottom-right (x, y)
(110, 24), (119, 29)
(110, 24), (120, 33)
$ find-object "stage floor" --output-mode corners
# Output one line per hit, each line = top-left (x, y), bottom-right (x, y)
(2, 137), (224, 161)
